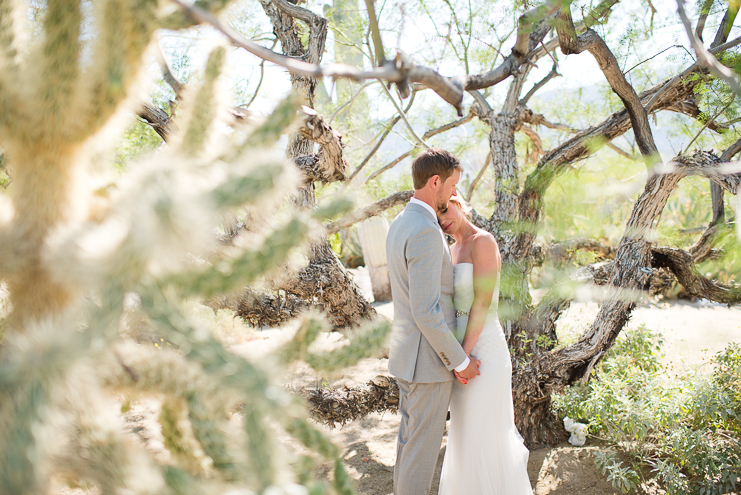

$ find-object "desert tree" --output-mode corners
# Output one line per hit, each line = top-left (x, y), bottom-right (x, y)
(128, 0), (741, 448)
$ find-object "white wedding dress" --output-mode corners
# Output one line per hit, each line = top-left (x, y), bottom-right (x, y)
(438, 263), (533, 495)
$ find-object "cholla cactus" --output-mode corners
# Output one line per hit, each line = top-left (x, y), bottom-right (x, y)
(0, 2), (389, 495)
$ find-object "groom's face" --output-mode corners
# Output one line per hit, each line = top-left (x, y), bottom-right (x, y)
(434, 169), (461, 212)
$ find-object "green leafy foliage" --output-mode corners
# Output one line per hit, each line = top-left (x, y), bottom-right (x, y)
(554, 326), (741, 494)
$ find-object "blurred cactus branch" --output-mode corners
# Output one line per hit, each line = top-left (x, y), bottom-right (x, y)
(0, 0), (386, 490)
(75, 0), (159, 141)
(138, 44), (250, 143)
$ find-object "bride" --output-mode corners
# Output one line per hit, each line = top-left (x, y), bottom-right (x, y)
(436, 194), (533, 494)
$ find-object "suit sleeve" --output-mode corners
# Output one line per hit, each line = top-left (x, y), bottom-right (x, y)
(406, 225), (468, 370)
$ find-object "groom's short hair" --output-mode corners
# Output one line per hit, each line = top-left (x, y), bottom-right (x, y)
(411, 147), (463, 190)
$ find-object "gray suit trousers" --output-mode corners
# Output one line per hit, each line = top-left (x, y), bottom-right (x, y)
(394, 378), (453, 495)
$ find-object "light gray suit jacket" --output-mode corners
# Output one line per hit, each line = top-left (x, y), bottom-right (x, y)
(386, 203), (467, 383)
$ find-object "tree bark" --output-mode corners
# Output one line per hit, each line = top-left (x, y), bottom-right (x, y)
(254, 0), (375, 328)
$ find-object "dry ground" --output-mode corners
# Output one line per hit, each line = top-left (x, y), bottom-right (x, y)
(225, 288), (741, 494)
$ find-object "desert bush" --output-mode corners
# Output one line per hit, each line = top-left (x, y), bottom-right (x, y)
(554, 326), (741, 494)
(0, 1), (389, 494)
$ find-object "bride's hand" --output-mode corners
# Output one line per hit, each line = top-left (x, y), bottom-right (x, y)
(453, 370), (468, 385)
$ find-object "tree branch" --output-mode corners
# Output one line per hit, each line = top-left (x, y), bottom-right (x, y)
(300, 375), (399, 428)
(520, 124), (544, 163)
(365, 151), (411, 183)
(519, 63), (560, 106)
(555, 8), (660, 164)
(170, 0), (567, 116)
(346, 91), (417, 183)
(296, 106), (347, 184)
(710, 0), (741, 48)
(325, 190), (413, 235)
(137, 103), (174, 142)
(652, 247), (741, 304)
(364, 112), (474, 182)
(695, 0), (714, 42)
(677, 0), (740, 96)
(465, 153), (491, 201)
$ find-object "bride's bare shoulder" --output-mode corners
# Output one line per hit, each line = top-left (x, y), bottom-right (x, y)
(472, 230), (498, 249)
(471, 231), (500, 268)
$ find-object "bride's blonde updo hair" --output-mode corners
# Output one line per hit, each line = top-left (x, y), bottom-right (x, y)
(449, 193), (472, 219)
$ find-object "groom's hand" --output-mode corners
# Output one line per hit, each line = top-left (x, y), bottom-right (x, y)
(457, 356), (480, 380)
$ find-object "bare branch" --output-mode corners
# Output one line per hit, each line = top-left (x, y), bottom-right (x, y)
(325, 190), (413, 235)
(465, 153), (491, 201)
(380, 84), (428, 148)
(555, 8), (660, 164)
(269, 0), (327, 65)
(695, 0), (714, 42)
(468, 89), (493, 116)
(364, 112), (474, 182)
(329, 81), (376, 123)
(243, 39), (279, 110)
(652, 247), (741, 304)
(519, 63), (560, 106)
(689, 223), (723, 263)
(137, 103), (174, 141)
(721, 136), (741, 160)
(527, 112), (578, 132)
(170, 0), (566, 116)
(346, 118), (400, 183)
(542, 239), (616, 264)
(683, 98), (734, 153)
(363, 0), (386, 67)
(365, 151), (411, 183)
(606, 142), (638, 160)
(301, 375), (399, 428)
(347, 90), (417, 183)
(154, 37), (185, 95)
(654, 152), (741, 194)
(421, 112), (475, 139)
(710, 0), (741, 48)
(520, 124), (544, 163)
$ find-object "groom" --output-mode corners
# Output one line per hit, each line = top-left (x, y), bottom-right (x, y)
(386, 147), (481, 495)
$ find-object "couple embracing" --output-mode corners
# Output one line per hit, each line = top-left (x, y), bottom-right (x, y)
(386, 148), (532, 494)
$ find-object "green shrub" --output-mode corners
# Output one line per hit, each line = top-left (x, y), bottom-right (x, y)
(553, 326), (741, 494)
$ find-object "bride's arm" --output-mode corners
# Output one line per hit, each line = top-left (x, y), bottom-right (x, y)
(461, 233), (501, 355)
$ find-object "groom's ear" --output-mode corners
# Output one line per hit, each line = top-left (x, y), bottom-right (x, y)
(428, 174), (441, 189)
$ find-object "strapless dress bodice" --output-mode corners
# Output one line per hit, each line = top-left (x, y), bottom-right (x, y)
(452, 263), (501, 345)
